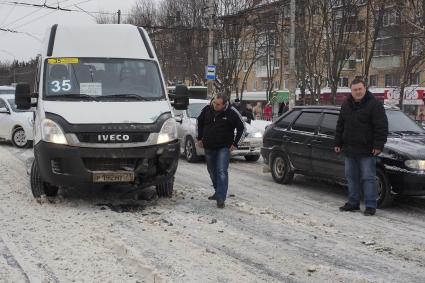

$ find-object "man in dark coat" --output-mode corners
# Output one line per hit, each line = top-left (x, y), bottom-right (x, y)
(335, 77), (388, 216)
(242, 104), (255, 124)
(197, 93), (246, 208)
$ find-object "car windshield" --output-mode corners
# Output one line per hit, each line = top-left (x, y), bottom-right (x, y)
(188, 103), (207, 118)
(44, 58), (164, 101)
(387, 110), (425, 134)
(7, 99), (32, 113)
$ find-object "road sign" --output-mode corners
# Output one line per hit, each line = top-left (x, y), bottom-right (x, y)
(205, 65), (216, 80)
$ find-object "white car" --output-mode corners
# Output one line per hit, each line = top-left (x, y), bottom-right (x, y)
(0, 86), (15, 95)
(0, 94), (34, 148)
(174, 99), (263, 162)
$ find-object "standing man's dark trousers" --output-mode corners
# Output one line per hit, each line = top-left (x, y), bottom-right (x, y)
(345, 156), (378, 209)
(204, 147), (230, 202)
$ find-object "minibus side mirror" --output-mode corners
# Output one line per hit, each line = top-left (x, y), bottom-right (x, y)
(15, 83), (32, 110)
(173, 85), (189, 110)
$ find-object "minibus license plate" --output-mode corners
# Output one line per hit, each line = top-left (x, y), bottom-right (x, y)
(93, 172), (134, 183)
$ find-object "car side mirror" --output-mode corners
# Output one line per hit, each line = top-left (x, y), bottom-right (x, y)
(175, 115), (183, 123)
(172, 85), (189, 110)
(0, 106), (10, 114)
(15, 83), (32, 110)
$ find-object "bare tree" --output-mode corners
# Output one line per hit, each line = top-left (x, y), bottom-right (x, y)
(320, 0), (361, 104)
(295, 0), (328, 105)
(215, 0), (254, 98)
(398, 1), (425, 108)
(95, 11), (118, 24)
(125, 0), (158, 34)
(362, 0), (386, 81)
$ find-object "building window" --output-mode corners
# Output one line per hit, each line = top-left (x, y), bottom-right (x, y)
(410, 73), (420, 85)
(383, 10), (400, 27)
(339, 77), (349, 87)
(284, 6), (291, 19)
(253, 80), (257, 91)
(274, 58), (280, 68)
(357, 20), (365, 32)
(274, 81), (279, 90)
(373, 38), (396, 57)
(262, 80), (269, 90)
(412, 39), (422, 56)
(385, 74), (400, 87)
(369, 75), (378, 87)
(243, 61), (248, 72)
(356, 49), (363, 60)
(344, 50), (351, 60)
(269, 33), (277, 46)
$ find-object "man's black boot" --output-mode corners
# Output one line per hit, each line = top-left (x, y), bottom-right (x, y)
(208, 194), (218, 200)
(339, 203), (360, 212)
(217, 200), (225, 208)
(364, 207), (376, 216)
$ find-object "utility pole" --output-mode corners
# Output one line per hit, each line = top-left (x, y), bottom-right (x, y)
(207, 0), (215, 97)
(363, 0), (371, 79)
(288, 0), (296, 109)
(117, 9), (121, 24)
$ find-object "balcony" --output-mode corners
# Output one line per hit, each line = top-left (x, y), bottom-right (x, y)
(255, 66), (268, 78)
(342, 60), (357, 70)
(371, 56), (401, 69)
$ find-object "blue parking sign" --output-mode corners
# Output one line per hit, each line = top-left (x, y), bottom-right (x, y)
(205, 65), (216, 80)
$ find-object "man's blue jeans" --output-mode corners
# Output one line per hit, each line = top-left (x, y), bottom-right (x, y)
(204, 147), (230, 201)
(345, 156), (377, 209)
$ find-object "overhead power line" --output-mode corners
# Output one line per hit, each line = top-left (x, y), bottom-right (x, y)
(2, 1), (72, 11)
(0, 26), (41, 41)
(0, 1), (130, 16)
(11, 0), (96, 30)
(1, 0), (74, 28)
(0, 27), (17, 33)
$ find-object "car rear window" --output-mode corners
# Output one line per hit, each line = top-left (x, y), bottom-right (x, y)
(276, 110), (300, 128)
(319, 113), (338, 136)
(292, 112), (321, 133)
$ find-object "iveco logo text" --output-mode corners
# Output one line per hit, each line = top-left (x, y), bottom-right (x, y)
(98, 134), (130, 142)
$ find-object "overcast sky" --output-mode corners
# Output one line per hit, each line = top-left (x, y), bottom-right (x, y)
(0, 0), (139, 61)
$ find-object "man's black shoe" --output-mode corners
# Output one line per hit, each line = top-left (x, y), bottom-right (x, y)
(217, 200), (225, 209)
(364, 207), (376, 216)
(208, 194), (218, 200)
(339, 203), (360, 212)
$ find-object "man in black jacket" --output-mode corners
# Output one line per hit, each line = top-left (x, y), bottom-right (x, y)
(197, 93), (246, 208)
(335, 78), (388, 216)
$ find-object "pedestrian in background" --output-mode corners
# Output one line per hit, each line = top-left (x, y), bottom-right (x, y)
(242, 104), (255, 124)
(253, 102), (263, 120)
(263, 102), (272, 121)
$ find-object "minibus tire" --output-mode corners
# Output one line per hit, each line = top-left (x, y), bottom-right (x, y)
(30, 160), (59, 198)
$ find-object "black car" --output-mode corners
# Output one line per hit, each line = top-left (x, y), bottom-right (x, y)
(261, 105), (425, 207)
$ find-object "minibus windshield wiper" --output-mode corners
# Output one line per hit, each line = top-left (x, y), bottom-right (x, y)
(46, 93), (99, 101)
(97, 94), (150, 101)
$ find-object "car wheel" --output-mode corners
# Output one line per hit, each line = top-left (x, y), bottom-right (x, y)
(376, 167), (394, 208)
(244, 155), (260, 162)
(271, 152), (294, 184)
(30, 160), (59, 198)
(156, 177), (174, 198)
(185, 137), (200, 163)
(12, 127), (29, 148)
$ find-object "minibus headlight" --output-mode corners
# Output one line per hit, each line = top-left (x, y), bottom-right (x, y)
(41, 118), (68, 145)
(157, 118), (178, 144)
